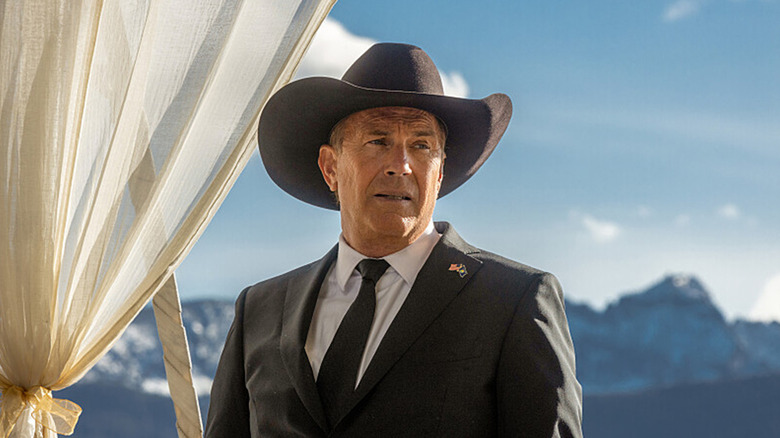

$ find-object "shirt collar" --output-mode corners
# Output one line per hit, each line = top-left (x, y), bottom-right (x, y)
(335, 221), (441, 291)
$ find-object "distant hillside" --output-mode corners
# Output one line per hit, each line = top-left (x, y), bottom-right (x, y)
(80, 299), (233, 398)
(60, 372), (780, 438)
(58, 382), (180, 438)
(584, 373), (780, 438)
(568, 274), (780, 393)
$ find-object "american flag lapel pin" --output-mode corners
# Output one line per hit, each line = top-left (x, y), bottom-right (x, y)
(448, 263), (467, 278)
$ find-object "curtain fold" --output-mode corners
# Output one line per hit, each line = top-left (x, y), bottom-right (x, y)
(0, 0), (336, 436)
(153, 274), (202, 438)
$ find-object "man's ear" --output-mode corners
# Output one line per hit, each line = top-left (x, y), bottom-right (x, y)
(437, 152), (446, 184)
(318, 144), (338, 192)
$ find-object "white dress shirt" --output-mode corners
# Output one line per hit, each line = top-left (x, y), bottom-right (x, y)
(305, 222), (442, 387)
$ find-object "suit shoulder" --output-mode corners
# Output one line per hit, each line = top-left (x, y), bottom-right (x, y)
(240, 255), (329, 306)
(439, 223), (550, 283)
(471, 246), (547, 279)
(249, 260), (317, 290)
(467, 246), (563, 299)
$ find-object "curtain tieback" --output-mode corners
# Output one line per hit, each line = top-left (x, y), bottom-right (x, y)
(0, 385), (82, 437)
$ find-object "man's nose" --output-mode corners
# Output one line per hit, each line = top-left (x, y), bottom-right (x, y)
(384, 145), (412, 176)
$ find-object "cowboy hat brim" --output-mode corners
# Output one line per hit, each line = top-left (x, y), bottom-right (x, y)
(258, 76), (512, 210)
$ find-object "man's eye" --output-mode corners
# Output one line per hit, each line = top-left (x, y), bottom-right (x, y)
(368, 139), (386, 146)
(414, 143), (431, 150)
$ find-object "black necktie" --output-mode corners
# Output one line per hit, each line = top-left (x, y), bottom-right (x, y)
(317, 258), (390, 428)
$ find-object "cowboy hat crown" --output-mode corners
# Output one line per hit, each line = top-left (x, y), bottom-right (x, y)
(257, 42), (512, 210)
(341, 43), (444, 94)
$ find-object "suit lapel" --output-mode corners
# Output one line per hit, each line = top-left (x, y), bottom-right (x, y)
(342, 223), (483, 419)
(280, 246), (337, 434)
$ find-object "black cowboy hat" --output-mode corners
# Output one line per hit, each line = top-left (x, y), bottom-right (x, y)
(257, 42), (513, 210)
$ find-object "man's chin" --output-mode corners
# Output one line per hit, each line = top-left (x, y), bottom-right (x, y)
(370, 215), (428, 240)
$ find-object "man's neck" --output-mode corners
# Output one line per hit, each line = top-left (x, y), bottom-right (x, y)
(342, 236), (417, 258)
(341, 222), (435, 258)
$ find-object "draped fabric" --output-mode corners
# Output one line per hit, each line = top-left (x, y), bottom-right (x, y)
(153, 274), (203, 438)
(0, 0), (335, 436)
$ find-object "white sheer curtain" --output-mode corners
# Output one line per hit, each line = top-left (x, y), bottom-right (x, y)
(0, 0), (335, 436)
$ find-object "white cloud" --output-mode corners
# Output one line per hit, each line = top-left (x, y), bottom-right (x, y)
(141, 378), (170, 396)
(140, 375), (213, 397)
(582, 214), (622, 243)
(295, 18), (374, 79)
(545, 105), (780, 160)
(440, 71), (470, 98)
(663, 0), (706, 22)
(193, 375), (214, 396)
(295, 18), (470, 97)
(675, 214), (691, 227)
(637, 205), (653, 218)
(662, 0), (770, 23)
(749, 274), (780, 322)
(718, 203), (741, 220)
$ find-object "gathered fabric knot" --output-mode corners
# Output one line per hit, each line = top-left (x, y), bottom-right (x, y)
(0, 385), (82, 437)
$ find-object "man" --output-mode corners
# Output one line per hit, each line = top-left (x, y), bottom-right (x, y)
(206, 43), (582, 437)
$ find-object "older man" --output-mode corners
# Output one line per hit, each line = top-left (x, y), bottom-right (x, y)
(206, 43), (582, 437)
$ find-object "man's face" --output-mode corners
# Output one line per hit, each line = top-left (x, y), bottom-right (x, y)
(318, 107), (445, 256)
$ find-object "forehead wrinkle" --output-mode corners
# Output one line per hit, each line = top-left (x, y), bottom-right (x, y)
(359, 118), (440, 137)
(359, 108), (438, 127)
(412, 129), (437, 138)
(366, 128), (390, 136)
(336, 107), (445, 151)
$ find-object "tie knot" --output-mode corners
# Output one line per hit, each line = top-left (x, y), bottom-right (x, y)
(356, 259), (389, 284)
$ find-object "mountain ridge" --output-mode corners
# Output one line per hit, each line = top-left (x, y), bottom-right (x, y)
(80, 273), (780, 397)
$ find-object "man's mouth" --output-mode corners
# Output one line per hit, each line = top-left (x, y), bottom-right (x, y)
(375, 193), (412, 201)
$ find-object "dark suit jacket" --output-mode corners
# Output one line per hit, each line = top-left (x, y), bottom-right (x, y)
(206, 222), (582, 437)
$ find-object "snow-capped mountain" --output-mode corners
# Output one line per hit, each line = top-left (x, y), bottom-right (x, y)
(81, 299), (234, 397)
(569, 274), (766, 394)
(80, 274), (780, 398)
(733, 319), (780, 370)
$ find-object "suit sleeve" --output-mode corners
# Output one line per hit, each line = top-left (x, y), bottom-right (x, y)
(205, 288), (252, 438)
(496, 273), (583, 438)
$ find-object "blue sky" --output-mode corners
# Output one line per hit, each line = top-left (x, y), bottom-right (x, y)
(177, 0), (780, 321)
